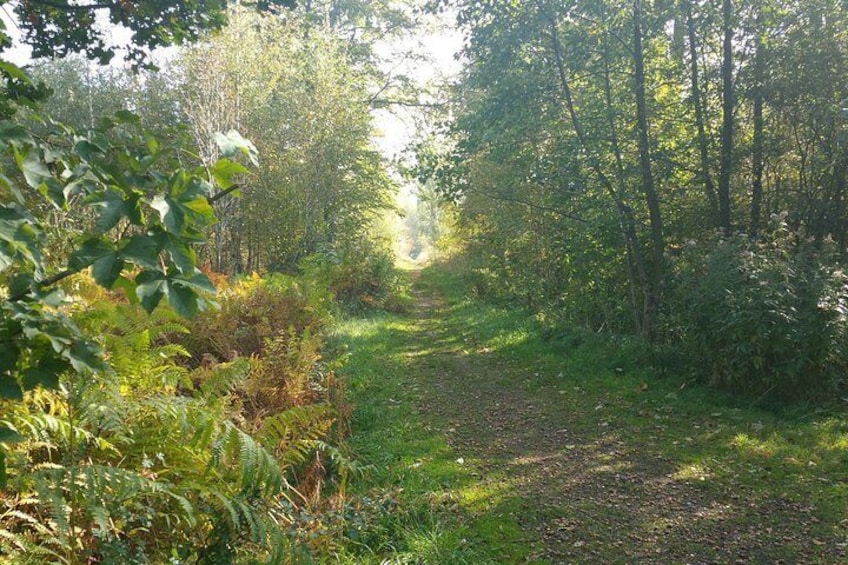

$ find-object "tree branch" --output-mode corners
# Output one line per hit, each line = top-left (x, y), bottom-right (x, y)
(26, 0), (116, 11)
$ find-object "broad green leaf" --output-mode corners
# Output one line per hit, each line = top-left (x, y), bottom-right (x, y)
(211, 159), (249, 189)
(67, 339), (103, 373)
(91, 253), (124, 288)
(177, 271), (216, 294)
(0, 172), (24, 204)
(0, 340), (19, 373)
(0, 121), (32, 146)
(0, 374), (22, 400)
(0, 425), (23, 444)
(114, 109), (141, 125)
(0, 204), (43, 273)
(151, 195), (184, 235)
(167, 280), (199, 318)
(0, 61), (31, 83)
(213, 130), (259, 165)
(14, 146), (51, 190)
(136, 270), (167, 313)
(120, 234), (163, 270)
(165, 237), (197, 274)
(182, 196), (216, 224)
(69, 237), (114, 271)
(21, 355), (69, 390)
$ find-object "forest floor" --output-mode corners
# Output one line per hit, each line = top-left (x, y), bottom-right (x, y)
(333, 263), (848, 564)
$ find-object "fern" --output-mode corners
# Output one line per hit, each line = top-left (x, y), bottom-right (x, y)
(198, 358), (251, 400)
(259, 404), (336, 467)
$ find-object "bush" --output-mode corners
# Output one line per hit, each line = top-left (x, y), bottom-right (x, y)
(668, 221), (848, 400)
(0, 274), (350, 563)
(300, 246), (410, 312)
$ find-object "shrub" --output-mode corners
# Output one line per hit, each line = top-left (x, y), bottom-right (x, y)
(300, 246), (410, 312)
(668, 221), (848, 400)
(0, 274), (350, 563)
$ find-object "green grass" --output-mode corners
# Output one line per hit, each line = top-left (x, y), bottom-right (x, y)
(328, 311), (531, 564)
(329, 260), (848, 563)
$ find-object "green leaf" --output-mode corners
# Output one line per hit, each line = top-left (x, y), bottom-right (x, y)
(182, 196), (215, 219)
(0, 340), (20, 373)
(91, 252), (124, 288)
(165, 237), (197, 274)
(178, 271), (216, 294)
(136, 270), (166, 313)
(151, 195), (184, 235)
(167, 280), (199, 318)
(21, 355), (69, 390)
(14, 146), (51, 190)
(0, 373), (22, 400)
(120, 234), (163, 270)
(114, 109), (141, 125)
(0, 172), (24, 204)
(0, 447), (6, 488)
(214, 130), (259, 165)
(0, 204), (43, 273)
(69, 237), (114, 271)
(67, 339), (103, 373)
(211, 159), (249, 189)
(0, 121), (33, 146)
(0, 61), (31, 83)
(0, 425), (23, 444)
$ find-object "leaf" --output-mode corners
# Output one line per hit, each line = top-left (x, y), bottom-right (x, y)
(211, 159), (249, 189)
(0, 373), (22, 400)
(151, 195), (184, 235)
(177, 271), (216, 293)
(165, 237), (196, 274)
(91, 193), (132, 234)
(0, 121), (32, 147)
(120, 234), (163, 270)
(69, 237), (114, 271)
(67, 339), (103, 373)
(136, 270), (166, 313)
(91, 252), (125, 288)
(0, 61), (31, 83)
(14, 146), (51, 190)
(114, 109), (141, 125)
(0, 425), (23, 444)
(21, 355), (69, 390)
(167, 280), (199, 318)
(0, 204), (43, 273)
(213, 130), (259, 165)
(0, 340), (20, 373)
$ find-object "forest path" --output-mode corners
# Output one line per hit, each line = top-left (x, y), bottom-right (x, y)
(341, 266), (845, 564)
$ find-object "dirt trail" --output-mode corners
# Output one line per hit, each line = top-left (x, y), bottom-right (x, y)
(402, 278), (842, 564)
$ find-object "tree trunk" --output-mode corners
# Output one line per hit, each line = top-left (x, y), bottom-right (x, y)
(719, 0), (734, 232)
(545, 5), (651, 336)
(751, 13), (764, 237)
(633, 0), (665, 340)
(687, 1), (719, 223)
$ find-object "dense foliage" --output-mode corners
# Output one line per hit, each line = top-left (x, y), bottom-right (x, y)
(1, 1), (411, 562)
(1, 274), (350, 563)
(425, 0), (848, 399)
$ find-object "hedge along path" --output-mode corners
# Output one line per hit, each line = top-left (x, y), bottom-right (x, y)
(343, 266), (848, 564)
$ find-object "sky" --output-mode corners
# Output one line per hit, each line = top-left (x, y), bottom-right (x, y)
(371, 8), (464, 162)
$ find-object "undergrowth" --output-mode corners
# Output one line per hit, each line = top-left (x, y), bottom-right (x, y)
(0, 274), (351, 564)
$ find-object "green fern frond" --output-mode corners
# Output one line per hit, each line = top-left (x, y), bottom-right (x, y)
(259, 405), (336, 467)
(198, 358), (251, 400)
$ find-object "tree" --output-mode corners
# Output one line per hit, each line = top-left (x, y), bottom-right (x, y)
(6, 0), (296, 68)
(0, 0), (281, 485)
